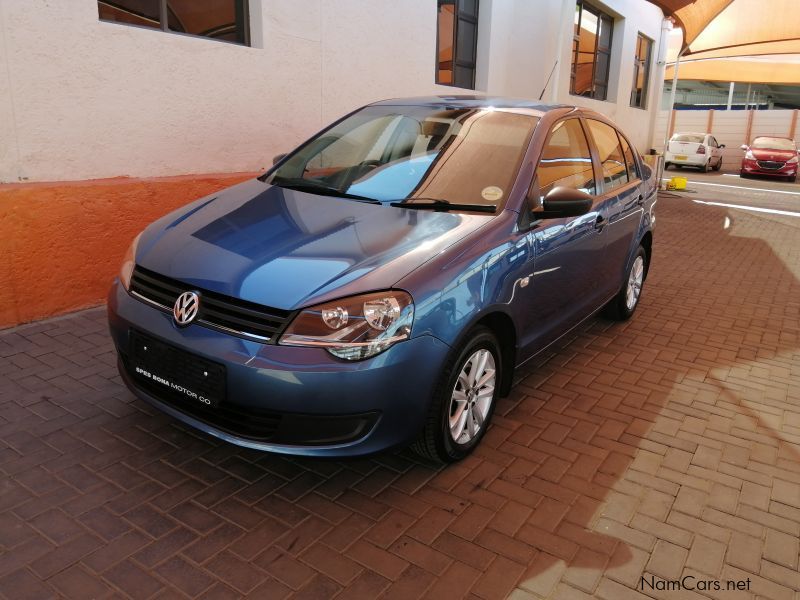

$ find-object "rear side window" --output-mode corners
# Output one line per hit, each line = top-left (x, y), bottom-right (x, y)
(533, 119), (597, 204)
(618, 134), (639, 180)
(586, 119), (629, 192)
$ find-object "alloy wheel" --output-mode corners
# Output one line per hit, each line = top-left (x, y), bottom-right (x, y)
(448, 349), (496, 444)
(626, 255), (645, 310)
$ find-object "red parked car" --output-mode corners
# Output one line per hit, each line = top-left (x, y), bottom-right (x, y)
(740, 136), (799, 182)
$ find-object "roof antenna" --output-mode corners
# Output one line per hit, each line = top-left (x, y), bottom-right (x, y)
(539, 60), (558, 101)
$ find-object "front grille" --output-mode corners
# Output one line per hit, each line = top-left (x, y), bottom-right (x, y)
(130, 266), (292, 342)
(757, 160), (785, 170)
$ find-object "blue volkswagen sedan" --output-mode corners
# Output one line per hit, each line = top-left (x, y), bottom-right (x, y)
(108, 96), (656, 462)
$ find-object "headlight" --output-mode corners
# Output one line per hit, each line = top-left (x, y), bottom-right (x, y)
(119, 232), (142, 291)
(280, 290), (414, 360)
(744, 150), (755, 160)
(787, 156), (799, 165)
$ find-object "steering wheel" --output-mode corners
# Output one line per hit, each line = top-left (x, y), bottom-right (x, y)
(358, 159), (383, 168)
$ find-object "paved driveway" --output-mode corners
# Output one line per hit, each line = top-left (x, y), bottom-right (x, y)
(2, 193), (800, 599)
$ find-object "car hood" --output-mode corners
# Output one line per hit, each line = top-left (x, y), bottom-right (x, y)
(750, 148), (797, 161)
(136, 179), (494, 310)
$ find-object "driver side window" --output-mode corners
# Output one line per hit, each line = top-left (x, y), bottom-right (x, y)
(530, 119), (596, 212)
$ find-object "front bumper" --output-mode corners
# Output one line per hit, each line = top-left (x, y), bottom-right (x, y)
(741, 160), (797, 178)
(108, 279), (451, 457)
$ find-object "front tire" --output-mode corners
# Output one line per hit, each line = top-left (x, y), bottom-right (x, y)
(603, 246), (647, 321)
(713, 157), (722, 171)
(411, 326), (501, 463)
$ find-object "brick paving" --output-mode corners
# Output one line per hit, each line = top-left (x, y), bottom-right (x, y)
(2, 195), (800, 599)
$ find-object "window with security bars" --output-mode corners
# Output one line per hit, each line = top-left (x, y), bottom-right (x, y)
(436, 0), (480, 89)
(98, 0), (250, 46)
(630, 33), (653, 108)
(571, 1), (613, 101)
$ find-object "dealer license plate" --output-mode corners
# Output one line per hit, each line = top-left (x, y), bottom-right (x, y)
(129, 330), (226, 407)
(675, 155), (688, 161)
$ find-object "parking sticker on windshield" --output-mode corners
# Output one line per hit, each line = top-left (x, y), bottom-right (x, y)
(481, 186), (503, 201)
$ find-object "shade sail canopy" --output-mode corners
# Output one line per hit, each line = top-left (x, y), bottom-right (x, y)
(648, 0), (800, 55)
(683, 40), (800, 61)
(664, 55), (800, 84)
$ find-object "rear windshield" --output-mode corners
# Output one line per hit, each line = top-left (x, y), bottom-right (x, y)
(751, 137), (796, 150)
(671, 134), (705, 144)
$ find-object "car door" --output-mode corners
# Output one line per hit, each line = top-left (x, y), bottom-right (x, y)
(585, 119), (644, 295)
(511, 117), (612, 361)
(710, 136), (723, 165)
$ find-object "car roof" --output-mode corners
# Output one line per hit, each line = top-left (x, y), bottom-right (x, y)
(753, 135), (794, 141)
(365, 96), (631, 131)
(368, 95), (569, 112)
(672, 132), (708, 137)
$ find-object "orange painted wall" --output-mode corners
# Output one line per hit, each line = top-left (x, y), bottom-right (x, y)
(0, 173), (256, 329)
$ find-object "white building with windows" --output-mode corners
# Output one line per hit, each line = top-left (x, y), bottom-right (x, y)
(0, 0), (667, 183)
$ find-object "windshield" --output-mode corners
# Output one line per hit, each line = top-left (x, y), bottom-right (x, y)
(751, 137), (796, 150)
(267, 105), (540, 210)
(672, 134), (705, 144)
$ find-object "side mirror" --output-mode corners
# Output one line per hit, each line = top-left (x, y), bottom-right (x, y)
(273, 153), (288, 165)
(740, 144), (748, 151)
(719, 144), (726, 149)
(538, 187), (593, 219)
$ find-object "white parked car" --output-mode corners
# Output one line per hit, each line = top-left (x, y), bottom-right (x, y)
(665, 132), (725, 171)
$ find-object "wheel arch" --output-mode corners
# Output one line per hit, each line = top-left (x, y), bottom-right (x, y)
(639, 230), (653, 278)
(453, 309), (517, 398)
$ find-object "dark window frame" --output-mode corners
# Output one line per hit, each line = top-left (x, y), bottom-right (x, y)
(571, 1), (614, 101)
(98, 0), (251, 47)
(520, 116), (598, 229)
(584, 118), (634, 194)
(617, 130), (641, 182)
(436, 0), (480, 90)
(630, 32), (653, 109)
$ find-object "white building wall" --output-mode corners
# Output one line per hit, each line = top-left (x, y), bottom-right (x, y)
(552, 0), (667, 150)
(0, 0), (665, 183)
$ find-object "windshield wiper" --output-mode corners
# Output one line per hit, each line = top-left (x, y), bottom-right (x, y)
(389, 198), (497, 213)
(270, 176), (381, 204)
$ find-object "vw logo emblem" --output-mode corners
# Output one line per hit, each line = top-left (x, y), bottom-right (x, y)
(173, 291), (200, 326)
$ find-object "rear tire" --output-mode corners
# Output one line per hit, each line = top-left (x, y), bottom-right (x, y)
(411, 326), (501, 463)
(664, 162), (671, 170)
(603, 246), (648, 321)
(703, 160), (711, 172)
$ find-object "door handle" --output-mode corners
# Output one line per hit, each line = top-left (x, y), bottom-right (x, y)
(594, 215), (607, 231)
(636, 194), (644, 206)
